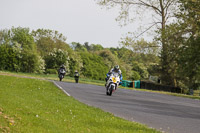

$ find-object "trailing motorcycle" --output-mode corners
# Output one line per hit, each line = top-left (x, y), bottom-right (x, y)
(58, 68), (66, 81)
(105, 72), (120, 96)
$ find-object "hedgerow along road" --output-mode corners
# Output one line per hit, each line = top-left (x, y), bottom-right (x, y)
(54, 81), (200, 133)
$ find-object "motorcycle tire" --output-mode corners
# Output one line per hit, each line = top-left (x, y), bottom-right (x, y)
(106, 87), (109, 95)
(109, 86), (113, 96)
(59, 75), (63, 81)
(106, 90), (109, 95)
(106, 85), (113, 96)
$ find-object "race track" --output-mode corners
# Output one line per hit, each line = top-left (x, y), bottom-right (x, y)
(54, 81), (200, 133)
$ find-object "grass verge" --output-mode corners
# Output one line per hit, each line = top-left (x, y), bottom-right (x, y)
(0, 75), (159, 133)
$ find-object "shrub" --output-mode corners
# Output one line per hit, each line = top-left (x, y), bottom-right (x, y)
(44, 48), (69, 73)
(45, 69), (58, 74)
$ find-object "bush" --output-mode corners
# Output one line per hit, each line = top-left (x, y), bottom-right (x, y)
(80, 52), (108, 80)
(44, 48), (69, 73)
(45, 69), (58, 74)
(130, 71), (141, 80)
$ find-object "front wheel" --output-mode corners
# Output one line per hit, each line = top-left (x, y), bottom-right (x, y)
(106, 85), (113, 96)
(59, 75), (63, 81)
(109, 86), (114, 96)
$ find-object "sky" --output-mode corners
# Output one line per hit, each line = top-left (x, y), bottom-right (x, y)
(0, 0), (151, 48)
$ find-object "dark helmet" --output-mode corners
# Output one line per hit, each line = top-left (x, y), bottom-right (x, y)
(114, 65), (119, 71)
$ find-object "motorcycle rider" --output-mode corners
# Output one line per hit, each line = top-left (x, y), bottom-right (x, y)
(105, 65), (123, 86)
(58, 64), (66, 77)
(74, 70), (79, 83)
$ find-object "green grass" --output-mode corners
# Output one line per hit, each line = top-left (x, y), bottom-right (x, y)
(0, 71), (104, 86)
(0, 75), (159, 133)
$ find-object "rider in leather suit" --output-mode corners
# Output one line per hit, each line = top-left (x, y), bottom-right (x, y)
(105, 65), (123, 86)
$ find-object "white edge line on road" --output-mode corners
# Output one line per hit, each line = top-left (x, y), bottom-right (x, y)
(53, 81), (70, 96)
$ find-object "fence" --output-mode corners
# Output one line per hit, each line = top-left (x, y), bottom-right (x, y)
(140, 80), (181, 93)
(121, 80), (181, 93)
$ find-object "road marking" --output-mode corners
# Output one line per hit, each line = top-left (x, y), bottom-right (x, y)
(53, 81), (70, 96)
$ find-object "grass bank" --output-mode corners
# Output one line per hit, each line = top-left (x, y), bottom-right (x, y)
(0, 75), (159, 133)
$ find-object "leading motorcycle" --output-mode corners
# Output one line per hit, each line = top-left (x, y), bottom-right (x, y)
(105, 72), (120, 96)
(58, 68), (66, 81)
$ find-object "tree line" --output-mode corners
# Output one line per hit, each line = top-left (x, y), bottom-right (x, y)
(0, 27), (159, 81)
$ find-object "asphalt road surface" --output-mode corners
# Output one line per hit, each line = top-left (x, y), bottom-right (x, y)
(54, 81), (200, 133)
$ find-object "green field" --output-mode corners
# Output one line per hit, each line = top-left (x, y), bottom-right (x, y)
(0, 74), (159, 133)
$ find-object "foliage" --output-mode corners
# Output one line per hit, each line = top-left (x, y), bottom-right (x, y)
(20, 50), (40, 73)
(132, 61), (148, 79)
(90, 44), (104, 51)
(155, 0), (200, 89)
(11, 27), (36, 50)
(177, 37), (200, 90)
(44, 48), (70, 73)
(71, 42), (87, 52)
(97, 49), (118, 69)
(35, 56), (45, 74)
(32, 29), (70, 57)
(109, 44), (159, 80)
(68, 52), (83, 77)
(80, 52), (109, 80)
(0, 27), (41, 73)
(0, 44), (20, 71)
(45, 69), (58, 74)
(121, 38), (160, 55)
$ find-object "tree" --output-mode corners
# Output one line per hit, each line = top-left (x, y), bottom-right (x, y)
(0, 27), (42, 73)
(177, 37), (200, 90)
(109, 47), (134, 63)
(175, 0), (200, 89)
(97, 0), (179, 85)
(159, 0), (200, 89)
(90, 44), (104, 51)
(79, 52), (108, 80)
(130, 70), (141, 80)
(121, 38), (160, 55)
(132, 61), (148, 79)
(68, 52), (83, 77)
(11, 27), (40, 73)
(11, 27), (36, 50)
(97, 49), (118, 69)
(0, 44), (20, 71)
(44, 48), (70, 73)
(32, 29), (70, 57)
(71, 42), (87, 52)
(84, 42), (91, 51)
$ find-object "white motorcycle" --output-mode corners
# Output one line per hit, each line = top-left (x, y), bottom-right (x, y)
(105, 72), (120, 96)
